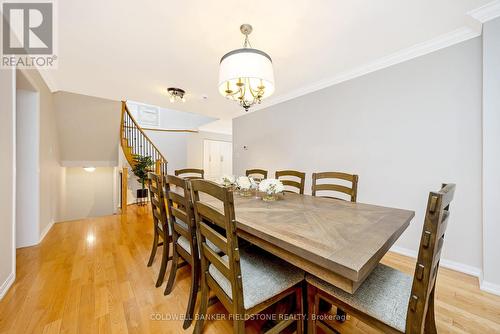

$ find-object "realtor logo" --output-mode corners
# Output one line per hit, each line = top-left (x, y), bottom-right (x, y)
(1, 0), (57, 68)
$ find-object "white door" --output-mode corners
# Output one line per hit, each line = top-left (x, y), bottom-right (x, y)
(203, 140), (232, 181)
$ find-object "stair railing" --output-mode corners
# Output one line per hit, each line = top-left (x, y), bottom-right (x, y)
(120, 101), (167, 175)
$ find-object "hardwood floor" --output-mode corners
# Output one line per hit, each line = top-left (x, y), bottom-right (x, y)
(0, 205), (499, 334)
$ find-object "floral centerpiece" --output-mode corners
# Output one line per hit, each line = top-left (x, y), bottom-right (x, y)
(220, 175), (236, 189)
(258, 178), (285, 201)
(236, 176), (253, 197)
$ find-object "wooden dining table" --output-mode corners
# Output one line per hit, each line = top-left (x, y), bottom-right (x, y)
(201, 191), (415, 294)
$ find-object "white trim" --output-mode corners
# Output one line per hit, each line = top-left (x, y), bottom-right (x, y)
(0, 273), (15, 301)
(468, 0), (500, 23)
(39, 219), (54, 243)
(11, 67), (17, 295)
(390, 246), (482, 278)
(252, 26), (480, 113)
(480, 280), (500, 296)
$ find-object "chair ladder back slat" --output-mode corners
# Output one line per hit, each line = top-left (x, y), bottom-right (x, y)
(246, 169), (268, 180)
(275, 170), (306, 194)
(175, 168), (204, 180)
(406, 183), (456, 333)
(311, 172), (359, 202)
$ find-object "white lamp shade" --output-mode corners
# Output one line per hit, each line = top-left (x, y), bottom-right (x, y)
(218, 48), (275, 99)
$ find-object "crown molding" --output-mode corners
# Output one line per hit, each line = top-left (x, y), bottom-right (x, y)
(253, 26), (480, 112)
(468, 0), (500, 23)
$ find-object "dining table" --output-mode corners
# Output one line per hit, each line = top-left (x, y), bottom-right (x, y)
(200, 191), (415, 294)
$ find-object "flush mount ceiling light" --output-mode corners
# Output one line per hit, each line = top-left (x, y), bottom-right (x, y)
(83, 167), (96, 172)
(218, 24), (275, 112)
(167, 87), (186, 103)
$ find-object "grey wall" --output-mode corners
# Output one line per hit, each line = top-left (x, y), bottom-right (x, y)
(54, 91), (121, 165)
(482, 17), (500, 291)
(233, 37), (483, 271)
(0, 68), (16, 299)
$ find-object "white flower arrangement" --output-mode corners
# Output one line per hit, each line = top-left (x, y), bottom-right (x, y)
(220, 175), (235, 187)
(236, 176), (252, 190)
(259, 178), (285, 195)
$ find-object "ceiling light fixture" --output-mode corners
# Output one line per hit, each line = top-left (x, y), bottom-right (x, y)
(83, 167), (96, 172)
(218, 24), (275, 112)
(167, 87), (186, 103)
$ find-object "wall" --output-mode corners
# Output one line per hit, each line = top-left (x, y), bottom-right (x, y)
(15, 89), (40, 248)
(482, 17), (500, 293)
(59, 167), (116, 221)
(54, 91), (121, 166)
(233, 38), (482, 272)
(144, 131), (190, 173)
(0, 68), (16, 299)
(187, 131), (233, 169)
(19, 69), (62, 239)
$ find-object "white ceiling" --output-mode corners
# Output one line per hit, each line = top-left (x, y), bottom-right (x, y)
(43, 0), (495, 132)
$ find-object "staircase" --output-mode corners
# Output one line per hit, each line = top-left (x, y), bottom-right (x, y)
(120, 101), (167, 175)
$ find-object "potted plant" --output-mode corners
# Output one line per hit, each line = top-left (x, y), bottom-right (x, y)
(132, 154), (154, 204)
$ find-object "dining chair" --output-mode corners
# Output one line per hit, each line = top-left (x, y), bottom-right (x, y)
(311, 172), (359, 202)
(306, 183), (456, 334)
(245, 168), (268, 180)
(190, 179), (305, 334)
(175, 168), (204, 180)
(163, 175), (202, 329)
(146, 173), (171, 288)
(275, 170), (306, 194)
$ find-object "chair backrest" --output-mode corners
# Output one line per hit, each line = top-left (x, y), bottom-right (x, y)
(275, 170), (306, 194)
(147, 173), (168, 232)
(175, 168), (204, 180)
(406, 183), (456, 333)
(190, 179), (244, 313)
(311, 172), (359, 202)
(245, 168), (268, 180)
(164, 174), (197, 257)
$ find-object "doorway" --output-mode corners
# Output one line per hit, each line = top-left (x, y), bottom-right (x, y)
(16, 71), (40, 248)
(203, 140), (232, 181)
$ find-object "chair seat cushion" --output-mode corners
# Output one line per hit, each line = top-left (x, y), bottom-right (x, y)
(306, 264), (412, 332)
(208, 247), (304, 310)
(177, 236), (222, 255)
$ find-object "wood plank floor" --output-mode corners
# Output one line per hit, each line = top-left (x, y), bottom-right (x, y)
(0, 204), (499, 334)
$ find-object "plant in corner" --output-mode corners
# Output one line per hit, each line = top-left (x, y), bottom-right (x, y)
(132, 154), (154, 204)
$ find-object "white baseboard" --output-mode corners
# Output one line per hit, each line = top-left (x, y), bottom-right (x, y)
(389, 245), (482, 278)
(0, 272), (15, 301)
(39, 219), (55, 243)
(480, 280), (500, 296)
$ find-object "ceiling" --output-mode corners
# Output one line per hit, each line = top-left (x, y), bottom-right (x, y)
(43, 0), (494, 132)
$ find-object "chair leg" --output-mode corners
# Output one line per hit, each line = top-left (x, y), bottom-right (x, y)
(193, 272), (209, 334)
(155, 237), (170, 287)
(307, 284), (317, 334)
(296, 287), (304, 334)
(164, 243), (179, 294)
(183, 261), (200, 329)
(425, 285), (438, 334)
(147, 230), (159, 267)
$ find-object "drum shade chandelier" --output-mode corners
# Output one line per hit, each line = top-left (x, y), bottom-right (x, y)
(218, 24), (275, 112)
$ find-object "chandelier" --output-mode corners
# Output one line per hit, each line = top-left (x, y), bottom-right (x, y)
(218, 24), (275, 112)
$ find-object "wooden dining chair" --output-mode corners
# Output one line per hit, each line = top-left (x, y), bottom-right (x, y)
(245, 168), (268, 180)
(311, 172), (359, 202)
(306, 183), (456, 334)
(275, 170), (306, 194)
(163, 175), (201, 329)
(175, 168), (204, 180)
(190, 179), (305, 334)
(146, 173), (171, 288)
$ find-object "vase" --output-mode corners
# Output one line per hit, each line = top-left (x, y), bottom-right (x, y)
(239, 188), (252, 197)
(263, 193), (278, 201)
